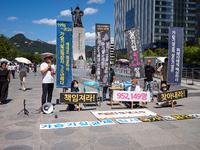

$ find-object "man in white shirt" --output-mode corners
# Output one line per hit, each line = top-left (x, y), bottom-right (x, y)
(40, 54), (56, 108)
(10, 63), (16, 79)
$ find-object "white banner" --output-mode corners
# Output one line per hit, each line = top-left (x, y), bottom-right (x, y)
(91, 109), (157, 119)
(113, 91), (150, 102)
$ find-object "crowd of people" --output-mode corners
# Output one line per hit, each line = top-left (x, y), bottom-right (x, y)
(0, 55), (175, 109)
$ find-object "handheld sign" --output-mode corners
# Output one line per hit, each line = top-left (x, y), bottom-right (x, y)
(157, 89), (187, 102)
(113, 91), (150, 102)
(60, 93), (97, 103)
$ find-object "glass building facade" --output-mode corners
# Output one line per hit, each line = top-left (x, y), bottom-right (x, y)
(114, 0), (196, 52)
(196, 0), (200, 42)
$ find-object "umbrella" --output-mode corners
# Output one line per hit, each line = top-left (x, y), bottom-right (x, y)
(15, 57), (32, 64)
(0, 58), (9, 62)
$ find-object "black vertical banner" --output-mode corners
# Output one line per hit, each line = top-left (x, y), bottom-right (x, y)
(95, 24), (110, 87)
(124, 27), (145, 79)
(167, 27), (183, 85)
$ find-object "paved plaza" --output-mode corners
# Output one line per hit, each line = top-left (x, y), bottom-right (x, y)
(0, 71), (200, 150)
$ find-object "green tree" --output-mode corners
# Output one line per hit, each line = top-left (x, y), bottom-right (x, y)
(154, 47), (168, 57)
(143, 49), (157, 58)
(0, 34), (19, 60)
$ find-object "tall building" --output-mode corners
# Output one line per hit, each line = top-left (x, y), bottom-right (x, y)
(114, 0), (196, 52)
(196, 0), (200, 42)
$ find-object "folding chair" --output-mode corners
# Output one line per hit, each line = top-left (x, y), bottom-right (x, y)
(83, 82), (101, 108)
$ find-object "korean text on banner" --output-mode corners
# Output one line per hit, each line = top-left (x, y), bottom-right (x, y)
(56, 21), (73, 88)
(95, 24), (111, 87)
(124, 27), (145, 79)
(167, 27), (183, 85)
(113, 91), (150, 102)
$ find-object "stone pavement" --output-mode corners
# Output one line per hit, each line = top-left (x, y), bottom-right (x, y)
(0, 71), (200, 150)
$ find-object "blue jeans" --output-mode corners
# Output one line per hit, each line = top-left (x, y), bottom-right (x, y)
(144, 81), (153, 99)
(103, 82), (112, 101)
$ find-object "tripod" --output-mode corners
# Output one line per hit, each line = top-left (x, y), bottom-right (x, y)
(17, 99), (29, 115)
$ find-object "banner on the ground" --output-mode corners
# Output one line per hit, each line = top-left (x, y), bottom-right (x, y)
(95, 24), (111, 87)
(40, 120), (114, 129)
(167, 27), (183, 85)
(91, 109), (157, 119)
(56, 21), (73, 88)
(124, 27), (145, 79)
(171, 115), (195, 120)
(113, 91), (150, 102)
(116, 118), (142, 124)
(138, 116), (163, 122)
(60, 93), (97, 103)
(188, 114), (200, 119)
(157, 89), (187, 102)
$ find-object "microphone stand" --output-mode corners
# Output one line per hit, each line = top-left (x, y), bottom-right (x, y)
(17, 99), (29, 115)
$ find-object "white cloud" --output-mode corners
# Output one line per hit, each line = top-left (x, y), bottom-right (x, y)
(14, 31), (25, 34)
(32, 18), (56, 26)
(87, 0), (105, 4)
(59, 9), (71, 17)
(85, 32), (95, 42)
(1, 29), (8, 32)
(48, 39), (56, 45)
(7, 16), (18, 21)
(92, 26), (95, 31)
(27, 31), (34, 34)
(84, 8), (98, 15)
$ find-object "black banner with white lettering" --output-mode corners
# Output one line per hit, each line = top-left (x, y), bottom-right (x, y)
(157, 89), (187, 102)
(95, 24), (110, 87)
(60, 93), (97, 103)
(124, 27), (145, 79)
(167, 27), (183, 85)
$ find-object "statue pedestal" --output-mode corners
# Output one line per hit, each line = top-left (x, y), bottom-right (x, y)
(73, 27), (86, 60)
(73, 60), (87, 69)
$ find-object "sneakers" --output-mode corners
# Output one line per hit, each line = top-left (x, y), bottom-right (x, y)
(156, 103), (161, 106)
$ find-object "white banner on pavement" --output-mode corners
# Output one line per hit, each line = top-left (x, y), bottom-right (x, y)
(116, 118), (142, 124)
(91, 109), (157, 119)
(113, 91), (150, 102)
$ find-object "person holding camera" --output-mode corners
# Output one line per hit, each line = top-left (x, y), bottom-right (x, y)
(40, 54), (56, 108)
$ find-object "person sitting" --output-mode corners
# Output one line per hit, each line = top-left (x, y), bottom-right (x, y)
(156, 83), (177, 107)
(127, 79), (141, 108)
(67, 80), (81, 111)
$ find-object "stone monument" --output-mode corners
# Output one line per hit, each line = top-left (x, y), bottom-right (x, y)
(71, 5), (87, 68)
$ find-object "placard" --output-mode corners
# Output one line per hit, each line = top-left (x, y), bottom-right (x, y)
(56, 21), (73, 88)
(60, 93), (97, 103)
(157, 89), (187, 102)
(167, 27), (183, 85)
(95, 23), (111, 87)
(91, 109), (157, 119)
(138, 117), (163, 122)
(171, 115), (194, 120)
(116, 118), (142, 124)
(113, 91), (150, 102)
(163, 116), (178, 121)
(124, 27), (145, 79)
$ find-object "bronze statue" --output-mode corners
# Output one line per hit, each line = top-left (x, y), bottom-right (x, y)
(71, 5), (84, 27)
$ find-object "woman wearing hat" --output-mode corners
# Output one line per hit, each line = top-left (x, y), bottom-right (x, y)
(156, 83), (177, 107)
(40, 54), (56, 109)
(0, 62), (10, 104)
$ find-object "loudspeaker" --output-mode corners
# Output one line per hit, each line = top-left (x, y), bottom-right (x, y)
(42, 102), (53, 114)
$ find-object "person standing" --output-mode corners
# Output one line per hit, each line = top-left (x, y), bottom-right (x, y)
(90, 61), (96, 79)
(40, 54), (56, 108)
(157, 58), (170, 90)
(33, 62), (37, 76)
(103, 62), (115, 101)
(10, 63), (16, 79)
(144, 60), (155, 101)
(19, 63), (28, 91)
(0, 62), (10, 104)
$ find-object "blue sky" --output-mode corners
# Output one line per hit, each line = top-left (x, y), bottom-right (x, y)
(0, 0), (114, 46)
